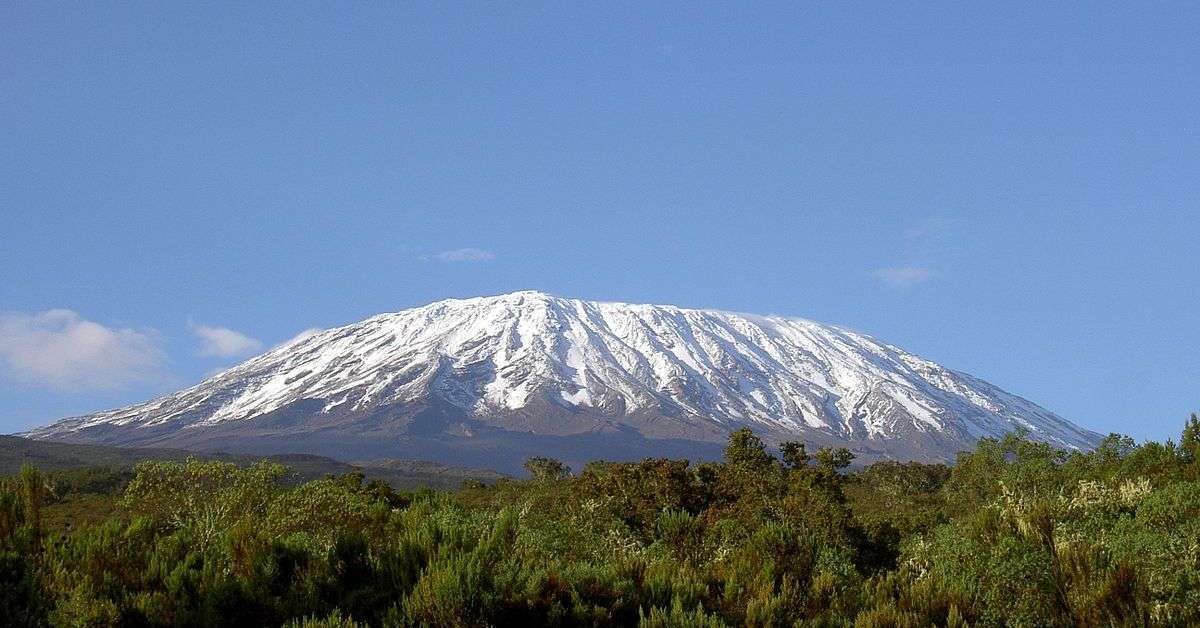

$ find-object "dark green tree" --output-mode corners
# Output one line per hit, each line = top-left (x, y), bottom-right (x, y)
(723, 428), (776, 470)
(523, 457), (571, 481)
(814, 447), (854, 472)
(1095, 433), (1137, 464)
(1181, 413), (1200, 463)
(780, 441), (811, 469)
(16, 465), (46, 544)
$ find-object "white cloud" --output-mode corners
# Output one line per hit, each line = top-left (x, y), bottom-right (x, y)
(0, 309), (166, 390)
(189, 322), (263, 358)
(288, 327), (323, 343)
(422, 248), (495, 263)
(873, 266), (936, 289)
(276, 327), (322, 349)
(872, 219), (961, 289)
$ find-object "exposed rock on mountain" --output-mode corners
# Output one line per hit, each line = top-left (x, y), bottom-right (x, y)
(25, 291), (1100, 472)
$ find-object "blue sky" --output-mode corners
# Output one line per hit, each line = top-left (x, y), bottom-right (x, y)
(2, 3), (1197, 440)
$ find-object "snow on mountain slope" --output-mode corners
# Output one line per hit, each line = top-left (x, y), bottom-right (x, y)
(25, 291), (1100, 459)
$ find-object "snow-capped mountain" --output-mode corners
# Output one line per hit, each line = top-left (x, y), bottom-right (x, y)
(25, 291), (1100, 471)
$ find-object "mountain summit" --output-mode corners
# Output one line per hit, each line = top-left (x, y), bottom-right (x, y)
(25, 291), (1100, 472)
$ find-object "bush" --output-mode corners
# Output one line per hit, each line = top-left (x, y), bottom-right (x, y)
(3, 426), (1200, 625)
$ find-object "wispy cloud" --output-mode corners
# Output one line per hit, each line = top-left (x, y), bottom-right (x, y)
(873, 218), (961, 289)
(189, 322), (263, 358)
(872, 266), (936, 289)
(290, 327), (323, 343)
(278, 327), (322, 348)
(0, 309), (165, 390)
(422, 248), (495, 263)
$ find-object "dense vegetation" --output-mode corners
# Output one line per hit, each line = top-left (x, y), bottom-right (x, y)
(4, 416), (1200, 627)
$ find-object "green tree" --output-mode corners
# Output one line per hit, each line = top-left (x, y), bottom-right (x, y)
(121, 458), (286, 549)
(16, 465), (47, 544)
(1094, 433), (1137, 465)
(723, 428), (775, 470)
(1180, 413), (1200, 463)
(813, 447), (854, 473)
(779, 441), (810, 469)
(523, 457), (571, 481)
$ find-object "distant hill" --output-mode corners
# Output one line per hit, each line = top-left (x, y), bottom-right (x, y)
(0, 435), (505, 490)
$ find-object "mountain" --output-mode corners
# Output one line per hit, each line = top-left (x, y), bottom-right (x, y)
(23, 291), (1100, 473)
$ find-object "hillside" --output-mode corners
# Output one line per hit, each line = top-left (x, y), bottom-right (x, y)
(0, 435), (505, 490)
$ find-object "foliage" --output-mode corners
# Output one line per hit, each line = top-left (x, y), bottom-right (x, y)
(523, 457), (572, 481)
(3, 418), (1200, 626)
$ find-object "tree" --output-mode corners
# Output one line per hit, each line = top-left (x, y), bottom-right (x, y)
(780, 441), (811, 469)
(1095, 433), (1137, 464)
(16, 465), (47, 543)
(814, 447), (854, 473)
(1181, 413), (1200, 463)
(0, 488), (18, 547)
(724, 428), (776, 470)
(121, 458), (285, 550)
(523, 457), (571, 481)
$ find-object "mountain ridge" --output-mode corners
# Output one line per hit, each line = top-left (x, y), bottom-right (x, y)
(23, 291), (1101, 472)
